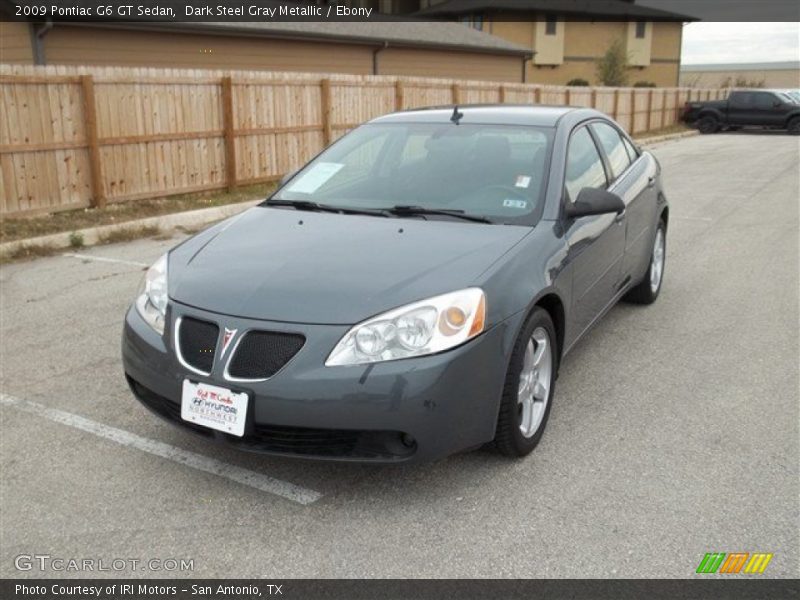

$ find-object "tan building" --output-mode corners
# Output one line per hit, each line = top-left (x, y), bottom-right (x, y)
(412, 0), (690, 86)
(0, 20), (531, 82)
(680, 62), (800, 89)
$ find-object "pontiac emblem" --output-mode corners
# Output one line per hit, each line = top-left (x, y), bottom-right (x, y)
(221, 327), (238, 357)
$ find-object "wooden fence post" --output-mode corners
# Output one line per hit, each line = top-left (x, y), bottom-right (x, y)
(80, 75), (105, 209)
(534, 87), (541, 105)
(590, 88), (597, 110)
(221, 76), (237, 192)
(498, 85), (506, 104)
(451, 83), (461, 104)
(395, 79), (404, 111)
(631, 89), (636, 131)
(320, 78), (333, 147)
(565, 87), (571, 106)
(674, 89), (681, 124)
(646, 88), (654, 132)
(612, 88), (620, 120)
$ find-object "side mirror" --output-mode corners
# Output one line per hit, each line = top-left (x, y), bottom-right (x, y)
(565, 188), (625, 219)
(279, 168), (299, 187)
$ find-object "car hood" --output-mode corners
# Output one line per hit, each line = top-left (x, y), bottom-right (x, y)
(169, 206), (530, 325)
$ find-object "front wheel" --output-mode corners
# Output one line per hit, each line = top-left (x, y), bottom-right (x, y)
(624, 221), (666, 305)
(787, 116), (800, 135)
(697, 115), (719, 134)
(494, 308), (558, 457)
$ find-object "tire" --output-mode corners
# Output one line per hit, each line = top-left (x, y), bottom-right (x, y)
(494, 308), (558, 457)
(697, 115), (719, 134)
(625, 220), (666, 305)
(787, 116), (800, 135)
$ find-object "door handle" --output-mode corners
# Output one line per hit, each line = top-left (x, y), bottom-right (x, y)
(647, 176), (656, 188)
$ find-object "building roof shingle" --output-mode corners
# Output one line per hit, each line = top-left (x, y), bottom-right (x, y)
(177, 21), (533, 55)
(416, 0), (694, 21)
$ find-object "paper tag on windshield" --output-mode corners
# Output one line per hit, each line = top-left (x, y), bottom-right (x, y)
(503, 199), (528, 209)
(287, 162), (344, 194)
(515, 175), (531, 188)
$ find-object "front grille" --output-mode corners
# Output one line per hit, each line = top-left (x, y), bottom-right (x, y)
(127, 377), (415, 461)
(227, 330), (305, 379)
(178, 317), (218, 374)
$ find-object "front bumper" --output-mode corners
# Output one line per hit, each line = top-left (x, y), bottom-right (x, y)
(122, 301), (523, 463)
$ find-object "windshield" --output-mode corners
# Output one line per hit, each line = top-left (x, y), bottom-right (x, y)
(272, 122), (554, 225)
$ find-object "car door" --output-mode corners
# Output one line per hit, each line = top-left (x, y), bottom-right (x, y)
(563, 125), (626, 337)
(727, 92), (753, 126)
(759, 92), (795, 126)
(590, 121), (657, 285)
(747, 92), (791, 127)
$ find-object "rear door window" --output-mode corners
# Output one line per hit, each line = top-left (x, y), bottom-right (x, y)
(622, 136), (639, 163)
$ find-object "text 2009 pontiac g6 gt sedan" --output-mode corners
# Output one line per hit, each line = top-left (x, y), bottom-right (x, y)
(123, 105), (668, 463)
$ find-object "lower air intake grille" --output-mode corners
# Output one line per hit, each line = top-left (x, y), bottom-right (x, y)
(227, 330), (305, 379)
(178, 317), (218, 374)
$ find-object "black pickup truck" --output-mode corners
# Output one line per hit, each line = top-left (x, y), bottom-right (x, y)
(681, 90), (800, 134)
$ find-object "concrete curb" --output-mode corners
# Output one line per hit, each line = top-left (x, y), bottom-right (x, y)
(636, 130), (698, 147)
(0, 199), (261, 259)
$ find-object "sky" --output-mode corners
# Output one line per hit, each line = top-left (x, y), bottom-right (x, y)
(634, 1), (800, 65)
(680, 22), (800, 65)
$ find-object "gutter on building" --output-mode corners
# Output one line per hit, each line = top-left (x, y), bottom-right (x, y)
(522, 53), (534, 83)
(373, 41), (389, 75)
(30, 19), (53, 65)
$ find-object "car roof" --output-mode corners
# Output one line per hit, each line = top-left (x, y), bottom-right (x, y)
(369, 104), (602, 128)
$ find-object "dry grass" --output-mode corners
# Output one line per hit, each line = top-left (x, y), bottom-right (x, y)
(1, 183), (275, 243)
(1, 243), (59, 264)
(633, 124), (690, 140)
(98, 225), (161, 245)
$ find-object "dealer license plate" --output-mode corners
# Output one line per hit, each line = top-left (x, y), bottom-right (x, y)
(181, 380), (248, 437)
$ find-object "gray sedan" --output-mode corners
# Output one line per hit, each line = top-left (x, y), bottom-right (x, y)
(122, 105), (668, 463)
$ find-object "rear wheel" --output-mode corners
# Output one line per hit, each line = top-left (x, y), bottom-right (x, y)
(697, 115), (719, 134)
(494, 308), (558, 457)
(625, 220), (666, 305)
(787, 116), (800, 135)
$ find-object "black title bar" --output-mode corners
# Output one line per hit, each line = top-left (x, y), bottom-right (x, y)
(3, 579), (800, 600)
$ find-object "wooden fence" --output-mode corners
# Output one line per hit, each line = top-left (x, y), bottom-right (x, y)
(0, 64), (726, 217)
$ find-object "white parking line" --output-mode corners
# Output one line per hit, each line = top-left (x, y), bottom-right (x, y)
(63, 253), (148, 268)
(0, 393), (322, 506)
(674, 216), (713, 222)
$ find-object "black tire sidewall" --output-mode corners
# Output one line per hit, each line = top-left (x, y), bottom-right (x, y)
(698, 116), (718, 134)
(494, 308), (558, 456)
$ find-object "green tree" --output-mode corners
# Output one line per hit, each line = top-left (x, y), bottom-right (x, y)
(596, 39), (629, 87)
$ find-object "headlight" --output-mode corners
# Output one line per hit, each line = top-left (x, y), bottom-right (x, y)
(326, 288), (486, 366)
(135, 253), (168, 334)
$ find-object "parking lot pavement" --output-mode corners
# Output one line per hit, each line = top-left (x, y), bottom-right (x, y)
(1, 132), (797, 579)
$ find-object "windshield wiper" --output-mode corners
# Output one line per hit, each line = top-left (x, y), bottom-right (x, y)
(385, 205), (493, 224)
(266, 199), (388, 217)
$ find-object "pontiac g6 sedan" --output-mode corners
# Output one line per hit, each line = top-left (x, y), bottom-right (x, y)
(123, 105), (668, 463)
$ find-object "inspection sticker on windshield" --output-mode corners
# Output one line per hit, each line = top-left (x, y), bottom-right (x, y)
(515, 175), (531, 188)
(503, 199), (528, 209)
(181, 380), (248, 437)
(287, 162), (344, 194)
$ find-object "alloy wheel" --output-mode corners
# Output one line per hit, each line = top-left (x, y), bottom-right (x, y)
(517, 327), (553, 438)
(650, 228), (665, 293)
